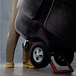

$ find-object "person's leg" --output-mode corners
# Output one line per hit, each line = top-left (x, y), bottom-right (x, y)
(22, 41), (35, 68)
(6, 25), (19, 67)
(6, 0), (19, 68)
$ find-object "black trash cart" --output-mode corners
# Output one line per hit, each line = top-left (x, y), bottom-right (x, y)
(15, 0), (76, 73)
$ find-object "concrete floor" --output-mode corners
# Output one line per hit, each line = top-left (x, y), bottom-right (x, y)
(0, 62), (76, 76)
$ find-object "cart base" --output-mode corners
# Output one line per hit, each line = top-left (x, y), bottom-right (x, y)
(50, 55), (74, 74)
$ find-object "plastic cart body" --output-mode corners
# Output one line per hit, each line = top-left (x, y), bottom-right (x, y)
(15, 0), (76, 73)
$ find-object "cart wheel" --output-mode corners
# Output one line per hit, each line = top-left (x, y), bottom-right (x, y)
(54, 52), (74, 66)
(22, 41), (29, 50)
(30, 42), (50, 68)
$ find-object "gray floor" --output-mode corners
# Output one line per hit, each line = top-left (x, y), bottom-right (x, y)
(0, 62), (76, 76)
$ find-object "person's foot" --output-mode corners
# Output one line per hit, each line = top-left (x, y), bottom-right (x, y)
(23, 61), (35, 69)
(6, 62), (14, 68)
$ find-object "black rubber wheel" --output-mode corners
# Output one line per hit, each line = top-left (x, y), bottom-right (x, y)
(30, 42), (50, 68)
(54, 52), (74, 66)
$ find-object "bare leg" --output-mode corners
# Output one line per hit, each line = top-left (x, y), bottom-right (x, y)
(6, 26), (20, 62)
(6, 0), (19, 62)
